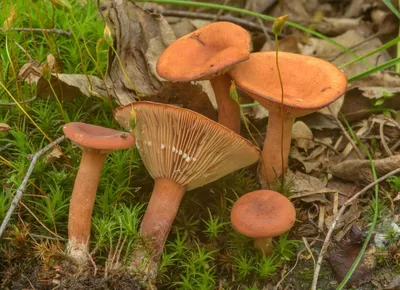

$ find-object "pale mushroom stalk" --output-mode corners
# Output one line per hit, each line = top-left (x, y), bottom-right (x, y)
(260, 110), (295, 188)
(210, 74), (241, 133)
(253, 237), (274, 255)
(68, 150), (106, 261)
(140, 178), (185, 258)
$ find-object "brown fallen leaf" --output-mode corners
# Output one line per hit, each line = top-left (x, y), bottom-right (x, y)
(327, 179), (361, 206)
(18, 60), (43, 84)
(44, 147), (64, 163)
(327, 224), (376, 286)
(0, 123), (11, 132)
(291, 121), (315, 151)
(316, 17), (362, 36)
(330, 155), (400, 183)
(36, 73), (109, 101)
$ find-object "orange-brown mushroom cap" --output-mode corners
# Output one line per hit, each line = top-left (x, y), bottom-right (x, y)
(231, 190), (296, 239)
(157, 22), (251, 82)
(63, 122), (135, 151)
(228, 52), (348, 116)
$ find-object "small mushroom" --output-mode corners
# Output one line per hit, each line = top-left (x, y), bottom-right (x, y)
(115, 101), (260, 267)
(63, 122), (135, 264)
(230, 190), (296, 255)
(157, 21), (251, 133)
(229, 52), (347, 188)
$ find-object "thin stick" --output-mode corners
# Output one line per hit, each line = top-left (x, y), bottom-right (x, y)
(329, 106), (364, 159)
(147, 9), (273, 34)
(0, 96), (36, 106)
(10, 27), (72, 37)
(311, 167), (400, 290)
(0, 136), (65, 238)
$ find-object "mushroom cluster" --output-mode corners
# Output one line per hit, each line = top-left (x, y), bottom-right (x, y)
(60, 20), (348, 281)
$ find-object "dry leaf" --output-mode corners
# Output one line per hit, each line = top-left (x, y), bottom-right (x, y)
(244, 0), (275, 14)
(288, 171), (327, 193)
(44, 147), (63, 163)
(36, 74), (109, 101)
(291, 121), (315, 151)
(327, 179), (361, 205)
(18, 61), (43, 84)
(316, 17), (362, 36)
(330, 155), (400, 183)
(0, 123), (11, 132)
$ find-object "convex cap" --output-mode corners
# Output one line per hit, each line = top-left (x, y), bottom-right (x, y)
(157, 21), (251, 81)
(231, 190), (296, 238)
(115, 101), (260, 190)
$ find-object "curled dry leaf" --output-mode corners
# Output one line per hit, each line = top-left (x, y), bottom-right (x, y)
(330, 155), (400, 183)
(0, 123), (11, 132)
(291, 121), (315, 151)
(44, 147), (64, 163)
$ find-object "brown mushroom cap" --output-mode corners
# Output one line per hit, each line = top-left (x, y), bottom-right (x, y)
(63, 122), (135, 151)
(228, 52), (348, 116)
(115, 101), (260, 190)
(231, 190), (296, 239)
(157, 22), (251, 82)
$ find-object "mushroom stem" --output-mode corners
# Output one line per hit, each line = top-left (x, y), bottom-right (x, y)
(259, 109), (295, 188)
(68, 150), (106, 264)
(210, 74), (241, 133)
(139, 178), (186, 262)
(254, 237), (274, 256)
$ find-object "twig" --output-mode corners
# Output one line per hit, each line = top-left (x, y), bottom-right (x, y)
(0, 136), (65, 238)
(0, 96), (37, 106)
(311, 167), (400, 290)
(379, 120), (393, 156)
(329, 106), (364, 159)
(0, 143), (12, 153)
(148, 8), (273, 34)
(29, 233), (66, 241)
(10, 27), (72, 37)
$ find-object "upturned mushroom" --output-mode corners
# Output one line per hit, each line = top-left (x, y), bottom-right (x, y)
(229, 52), (347, 188)
(156, 21), (251, 133)
(115, 101), (260, 267)
(230, 190), (296, 255)
(63, 122), (135, 264)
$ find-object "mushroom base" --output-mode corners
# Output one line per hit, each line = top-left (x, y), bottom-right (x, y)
(66, 238), (90, 265)
(254, 237), (274, 256)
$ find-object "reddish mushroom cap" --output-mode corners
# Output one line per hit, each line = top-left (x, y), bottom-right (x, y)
(228, 52), (348, 116)
(63, 122), (135, 151)
(157, 21), (251, 82)
(231, 190), (296, 239)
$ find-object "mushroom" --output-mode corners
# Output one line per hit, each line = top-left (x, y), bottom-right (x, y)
(228, 52), (347, 188)
(115, 101), (260, 267)
(63, 122), (135, 264)
(230, 189), (296, 255)
(156, 21), (251, 134)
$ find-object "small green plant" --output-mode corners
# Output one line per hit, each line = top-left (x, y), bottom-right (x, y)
(202, 209), (229, 240)
(257, 254), (279, 278)
(233, 252), (254, 280)
(388, 175), (400, 191)
(274, 233), (300, 261)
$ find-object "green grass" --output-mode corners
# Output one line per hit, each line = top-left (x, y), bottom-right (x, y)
(1, 0), (399, 289)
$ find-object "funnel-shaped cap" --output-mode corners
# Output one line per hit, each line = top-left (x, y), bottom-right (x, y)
(229, 52), (347, 116)
(157, 22), (251, 82)
(116, 102), (260, 190)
